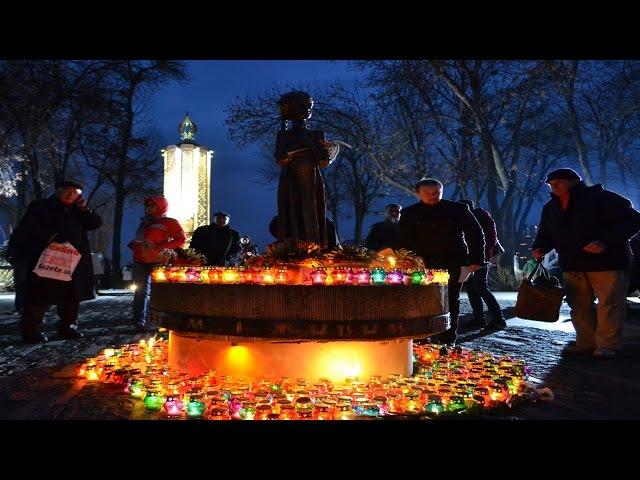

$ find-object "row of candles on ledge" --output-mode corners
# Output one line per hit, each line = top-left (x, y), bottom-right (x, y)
(150, 266), (450, 286)
(76, 338), (534, 420)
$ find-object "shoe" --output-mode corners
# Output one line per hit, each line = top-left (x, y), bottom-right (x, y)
(482, 321), (507, 332)
(561, 345), (594, 357)
(463, 318), (486, 330)
(22, 333), (48, 344)
(58, 326), (84, 339)
(593, 348), (618, 359)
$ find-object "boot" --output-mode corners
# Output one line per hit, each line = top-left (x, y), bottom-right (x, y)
(58, 323), (84, 339)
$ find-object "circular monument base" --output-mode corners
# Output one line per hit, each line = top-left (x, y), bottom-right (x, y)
(168, 331), (414, 381)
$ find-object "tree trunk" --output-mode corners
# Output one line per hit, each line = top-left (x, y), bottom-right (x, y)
(566, 94), (595, 186)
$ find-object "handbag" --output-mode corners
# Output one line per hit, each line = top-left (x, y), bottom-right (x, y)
(514, 260), (565, 322)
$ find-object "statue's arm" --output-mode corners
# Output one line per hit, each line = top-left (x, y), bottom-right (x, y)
(275, 131), (292, 166)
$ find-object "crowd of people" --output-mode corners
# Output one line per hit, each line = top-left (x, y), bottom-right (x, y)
(5, 167), (640, 361)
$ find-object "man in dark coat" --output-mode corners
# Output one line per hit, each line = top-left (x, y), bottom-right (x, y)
(398, 178), (485, 346)
(364, 204), (402, 251)
(190, 212), (241, 266)
(460, 200), (506, 331)
(11, 180), (103, 343)
(532, 168), (640, 359)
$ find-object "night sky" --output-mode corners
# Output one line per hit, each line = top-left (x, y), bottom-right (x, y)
(121, 60), (409, 263)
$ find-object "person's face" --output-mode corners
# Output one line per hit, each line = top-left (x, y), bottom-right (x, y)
(548, 178), (578, 198)
(144, 201), (159, 217)
(214, 215), (229, 227)
(416, 185), (443, 206)
(56, 187), (82, 205)
(386, 206), (401, 222)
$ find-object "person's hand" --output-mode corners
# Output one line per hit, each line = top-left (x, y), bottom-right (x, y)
(582, 240), (607, 254)
(468, 264), (483, 273)
(75, 195), (88, 211)
(532, 248), (546, 261)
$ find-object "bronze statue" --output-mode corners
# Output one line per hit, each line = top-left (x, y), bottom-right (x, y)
(274, 91), (338, 247)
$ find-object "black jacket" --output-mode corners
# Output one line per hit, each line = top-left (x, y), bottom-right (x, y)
(12, 195), (103, 304)
(532, 182), (640, 272)
(190, 224), (241, 266)
(364, 220), (400, 251)
(398, 200), (485, 268)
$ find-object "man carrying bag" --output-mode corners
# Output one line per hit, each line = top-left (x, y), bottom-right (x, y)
(12, 180), (102, 343)
(531, 168), (640, 359)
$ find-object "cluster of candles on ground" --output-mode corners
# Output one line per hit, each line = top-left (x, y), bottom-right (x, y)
(151, 265), (450, 286)
(77, 337), (532, 420)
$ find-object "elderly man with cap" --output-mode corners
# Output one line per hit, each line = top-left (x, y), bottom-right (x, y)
(10, 179), (103, 343)
(190, 212), (241, 267)
(532, 167), (640, 359)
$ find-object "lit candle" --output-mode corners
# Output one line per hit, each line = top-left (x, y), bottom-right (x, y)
(261, 269), (275, 284)
(163, 395), (184, 417)
(186, 395), (206, 418)
(185, 267), (201, 282)
(371, 268), (386, 285)
(207, 268), (222, 284)
(386, 269), (404, 285)
(387, 256), (396, 269)
(85, 365), (101, 382)
(310, 268), (328, 285)
(410, 270), (424, 285)
(424, 395), (445, 415)
(332, 268), (347, 285)
(151, 268), (167, 282)
(222, 269), (240, 283)
(241, 268), (258, 284)
(275, 268), (289, 284)
(143, 391), (165, 412)
(355, 269), (371, 285)
(129, 380), (146, 399)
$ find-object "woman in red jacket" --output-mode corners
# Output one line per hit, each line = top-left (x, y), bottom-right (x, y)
(128, 196), (185, 332)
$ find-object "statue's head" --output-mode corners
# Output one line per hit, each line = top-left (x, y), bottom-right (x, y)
(278, 91), (313, 122)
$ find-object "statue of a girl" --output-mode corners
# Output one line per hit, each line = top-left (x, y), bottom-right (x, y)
(274, 91), (338, 247)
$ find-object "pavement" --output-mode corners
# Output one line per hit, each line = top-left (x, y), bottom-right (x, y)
(1, 291), (640, 420)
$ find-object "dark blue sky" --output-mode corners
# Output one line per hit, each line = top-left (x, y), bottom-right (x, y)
(121, 60), (409, 262)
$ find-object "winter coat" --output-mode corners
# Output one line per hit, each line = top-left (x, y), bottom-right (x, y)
(398, 200), (485, 268)
(364, 220), (400, 251)
(471, 207), (504, 260)
(129, 196), (186, 264)
(190, 224), (241, 266)
(11, 195), (102, 304)
(532, 182), (640, 272)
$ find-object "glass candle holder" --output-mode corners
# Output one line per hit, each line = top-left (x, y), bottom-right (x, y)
(410, 270), (424, 285)
(185, 267), (201, 283)
(355, 269), (371, 285)
(163, 395), (184, 417)
(261, 269), (275, 285)
(209, 405), (231, 420)
(221, 269), (240, 284)
(386, 269), (404, 285)
(151, 268), (167, 282)
(275, 268), (289, 284)
(371, 268), (386, 285)
(186, 395), (206, 419)
(310, 268), (328, 285)
(207, 268), (222, 284)
(143, 390), (165, 412)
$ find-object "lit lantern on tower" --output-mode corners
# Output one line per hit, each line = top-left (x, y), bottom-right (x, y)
(162, 114), (213, 241)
